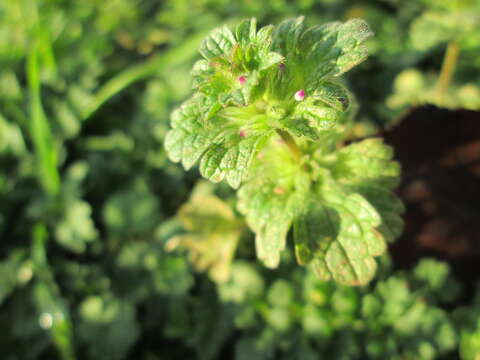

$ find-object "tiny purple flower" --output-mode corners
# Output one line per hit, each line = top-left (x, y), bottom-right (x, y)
(278, 63), (285, 71)
(294, 89), (305, 101)
(238, 76), (247, 85)
(239, 130), (246, 138)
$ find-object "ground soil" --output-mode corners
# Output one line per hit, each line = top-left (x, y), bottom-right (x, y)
(385, 106), (480, 299)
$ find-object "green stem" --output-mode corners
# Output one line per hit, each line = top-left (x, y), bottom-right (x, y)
(435, 40), (460, 98)
(32, 224), (76, 360)
(81, 31), (209, 120)
(276, 129), (302, 160)
(27, 40), (61, 196)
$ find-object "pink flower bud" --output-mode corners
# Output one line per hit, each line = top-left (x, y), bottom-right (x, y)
(238, 76), (247, 85)
(239, 130), (246, 138)
(294, 89), (305, 101)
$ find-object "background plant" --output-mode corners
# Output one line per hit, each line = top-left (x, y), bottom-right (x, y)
(1, 0), (479, 359)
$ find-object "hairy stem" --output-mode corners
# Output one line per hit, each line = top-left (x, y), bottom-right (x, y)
(276, 129), (302, 160)
(435, 40), (460, 98)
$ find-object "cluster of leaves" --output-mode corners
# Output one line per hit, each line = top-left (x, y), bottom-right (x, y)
(387, 68), (480, 111)
(350, 0), (480, 119)
(383, 0), (480, 111)
(158, 255), (460, 360)
(1, 0), (480, 359)
(0, 0), (206, 358)
(166, 17), (404, 285)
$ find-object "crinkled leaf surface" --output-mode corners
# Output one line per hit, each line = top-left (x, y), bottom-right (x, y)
(238, 179), (298, 268)
(166, 17), (403, 285)
(238, 138), (402, 285)
(165, 95), (272, 188)
(199, 25), (237, 59)
(306, 190), (384, 286)
(295, 138), (403, 285)
(331, 138), (405, 244)
(167, 19), (286, 188)
(272, 17), (374, 80)
(237, 138), (307, 269)
(166, 17), (371, 189)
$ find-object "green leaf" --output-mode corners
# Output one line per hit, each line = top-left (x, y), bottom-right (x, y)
(410, 12), (458, 50)
(309, 80), (351, 112)
(331, 138), (404, 243)
(412, 258), (460, 303)
(236, 137), (309, 269)
(238, 180), (299, 268)
(103, 180), (162, 235)
(198, 20), (282, 111)
(307, 190), (385, 286)
(0, 112), (27, 156)
(0, 250), (30, 305)
(166, 95), (275, 188)
(279, 116), (319, 140)
(77, 296), (140, 360)
(199, 25), (236, 59)
(347, 184), (404, 243)
(387, 68), (480, 111)
(55, 200), (98, 253)
(293, 201), (340, 266)
(238, 136), (401, 285)
(292, 138), (403, 285)
(218, 261), (264, 304)
(261, 18), (370, 141)
(306, 18), (374, 77)
(271, 17), (305, 56)
(191, 59), (215, 90)
(327, 138), (401, 189)
(235, 18), (257, 45)
(294, 99), (342, 131)
(277, 82), (351, 141)
(273, 17), (373, 79)
(259, 51), (284, 71)
(165, 95), (224, 169)
(199, 131), (272, 188)
(195, 18), (283, 105)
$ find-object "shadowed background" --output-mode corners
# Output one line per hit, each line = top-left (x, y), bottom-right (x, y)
(1, 0), (480, 359)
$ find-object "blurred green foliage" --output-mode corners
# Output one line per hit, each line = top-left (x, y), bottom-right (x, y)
(1, 0), (480, 358)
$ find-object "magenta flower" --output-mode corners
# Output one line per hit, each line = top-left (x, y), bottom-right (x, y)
(294, 89), (305, 101)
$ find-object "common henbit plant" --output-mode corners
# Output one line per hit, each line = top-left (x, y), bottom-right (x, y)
(165, 17), (404, 286)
